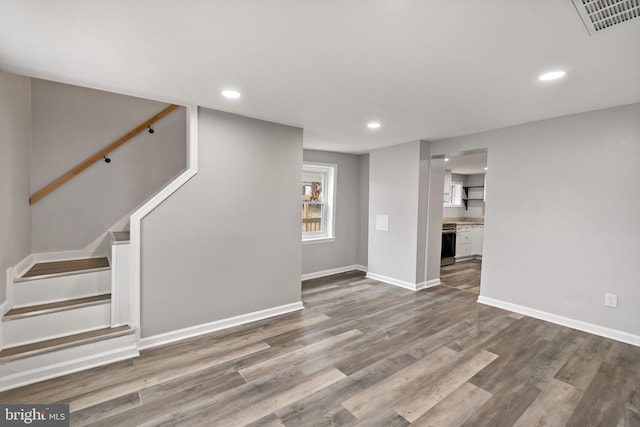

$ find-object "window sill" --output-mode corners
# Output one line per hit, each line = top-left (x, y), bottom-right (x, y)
(302, 237), (336, 245)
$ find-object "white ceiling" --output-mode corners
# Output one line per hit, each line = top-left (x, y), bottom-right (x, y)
(445, 153), (487, 175)
(1, 1), (639, 154)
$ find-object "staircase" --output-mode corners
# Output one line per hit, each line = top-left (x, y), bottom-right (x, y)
(0, 255), (139, 391)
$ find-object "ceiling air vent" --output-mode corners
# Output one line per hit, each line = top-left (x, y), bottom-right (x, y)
(572, 0), (640, 35)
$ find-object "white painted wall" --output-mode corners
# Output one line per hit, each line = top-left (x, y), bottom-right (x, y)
(368, 141), (422, 285)
(302, 150), (368, 275)
(431, 103), (640, 337)
(0, 72), (32, 303)
(140, 108), (302, 337)
(30, 80), (186, 253)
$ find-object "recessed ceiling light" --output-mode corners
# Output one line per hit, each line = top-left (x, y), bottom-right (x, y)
(538, 71), (566, 81)
(367, 122), (381, 129)
(444, 158), (449, 162)
(222, 90), (241, 99)
(484, 167), (488, 170)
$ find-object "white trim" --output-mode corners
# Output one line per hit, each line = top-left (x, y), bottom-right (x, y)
(477, 296), (640, 347)
(302, 162), (337, 241)
(301, 264), (367, 281)
(138, 301), (304, 350)
(425, 278), (441, 288)
(0, 301), (8, 317)
(129, 105), (198, 341)
(302, 237), (336, 245)
(366, 272), (424, 291)
(14, 254), (35, 278)
(3, 266), (14, 315)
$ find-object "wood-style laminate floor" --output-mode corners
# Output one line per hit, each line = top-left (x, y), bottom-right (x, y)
(1, 271), (639, 426)
(441, 260), (481, 294)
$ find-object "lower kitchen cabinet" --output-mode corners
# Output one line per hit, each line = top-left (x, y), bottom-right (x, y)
(456, 224), (483, 260)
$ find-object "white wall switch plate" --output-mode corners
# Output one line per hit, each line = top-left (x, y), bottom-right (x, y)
(604, 293), (618, 308)
(375, 214), (389, 232)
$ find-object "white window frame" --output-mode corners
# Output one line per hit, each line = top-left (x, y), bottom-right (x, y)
(302, 162), (337, 244)
(444, 181), (463, 207)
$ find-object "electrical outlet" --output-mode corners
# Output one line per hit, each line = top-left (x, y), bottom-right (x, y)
(604, 293), (618, 308)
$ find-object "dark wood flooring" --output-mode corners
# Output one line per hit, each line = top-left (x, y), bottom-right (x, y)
(1, 270), (639, 426)
(441, 259), (481, 294)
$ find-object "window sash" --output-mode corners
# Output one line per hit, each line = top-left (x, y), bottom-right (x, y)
(302, 163), (336, 241)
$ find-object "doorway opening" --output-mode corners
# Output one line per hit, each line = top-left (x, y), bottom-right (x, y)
(435, 149), (487, 296)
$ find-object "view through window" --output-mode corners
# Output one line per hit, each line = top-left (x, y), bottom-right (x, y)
(302, 163), (336, 241)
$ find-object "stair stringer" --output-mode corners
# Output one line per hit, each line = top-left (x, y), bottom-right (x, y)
(129, 105), (199, 340)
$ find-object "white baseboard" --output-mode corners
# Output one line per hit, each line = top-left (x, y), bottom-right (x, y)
(477, 296), (640, 347)
(366, 272), (422, 291)
(301, 264), (367, 281)
(138, 301), (305, 350)
(425, 278), (441, 288)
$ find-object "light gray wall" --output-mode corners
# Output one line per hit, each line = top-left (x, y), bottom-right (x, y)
(368, 141), (421, 285)
(466, 173), (484, 187)
(302, 150), (365, 274)
(30, 80), (186, 253)
(140, 108), (302, 337)
(431, 103), (640, 337)
(464, 173), (485, 218)
(357, 154), (369, 267)
(425, 158), (445, 283)
(0, 73), (32, 302)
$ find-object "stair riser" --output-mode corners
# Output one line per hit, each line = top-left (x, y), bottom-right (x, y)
(0, 334), (138, 392)
(13, 271), (111, 307)
(2, 303), (111, 348)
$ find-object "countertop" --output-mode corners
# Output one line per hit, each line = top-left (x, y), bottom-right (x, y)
(443, 217), (484, 226)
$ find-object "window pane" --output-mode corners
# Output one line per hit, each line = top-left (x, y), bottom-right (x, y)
(302, 172), (323, 203)
(302, 203), (323, 232)
(302, 172), (325, 233)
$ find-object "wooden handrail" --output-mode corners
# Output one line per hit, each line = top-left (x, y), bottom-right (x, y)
(29, 104), (179, 205)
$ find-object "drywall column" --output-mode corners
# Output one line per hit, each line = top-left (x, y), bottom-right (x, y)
(0, 72), (32, 306)
(356, 154), (370, 269)
(430, 103), (640, 341)
(421, 141), (444, 286)
(367, 141), (423, 289)
(140, 108), (302, 337)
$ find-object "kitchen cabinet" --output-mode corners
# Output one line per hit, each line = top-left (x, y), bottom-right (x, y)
(455, 225), (472, 258)
(456, 224), (483, 260)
